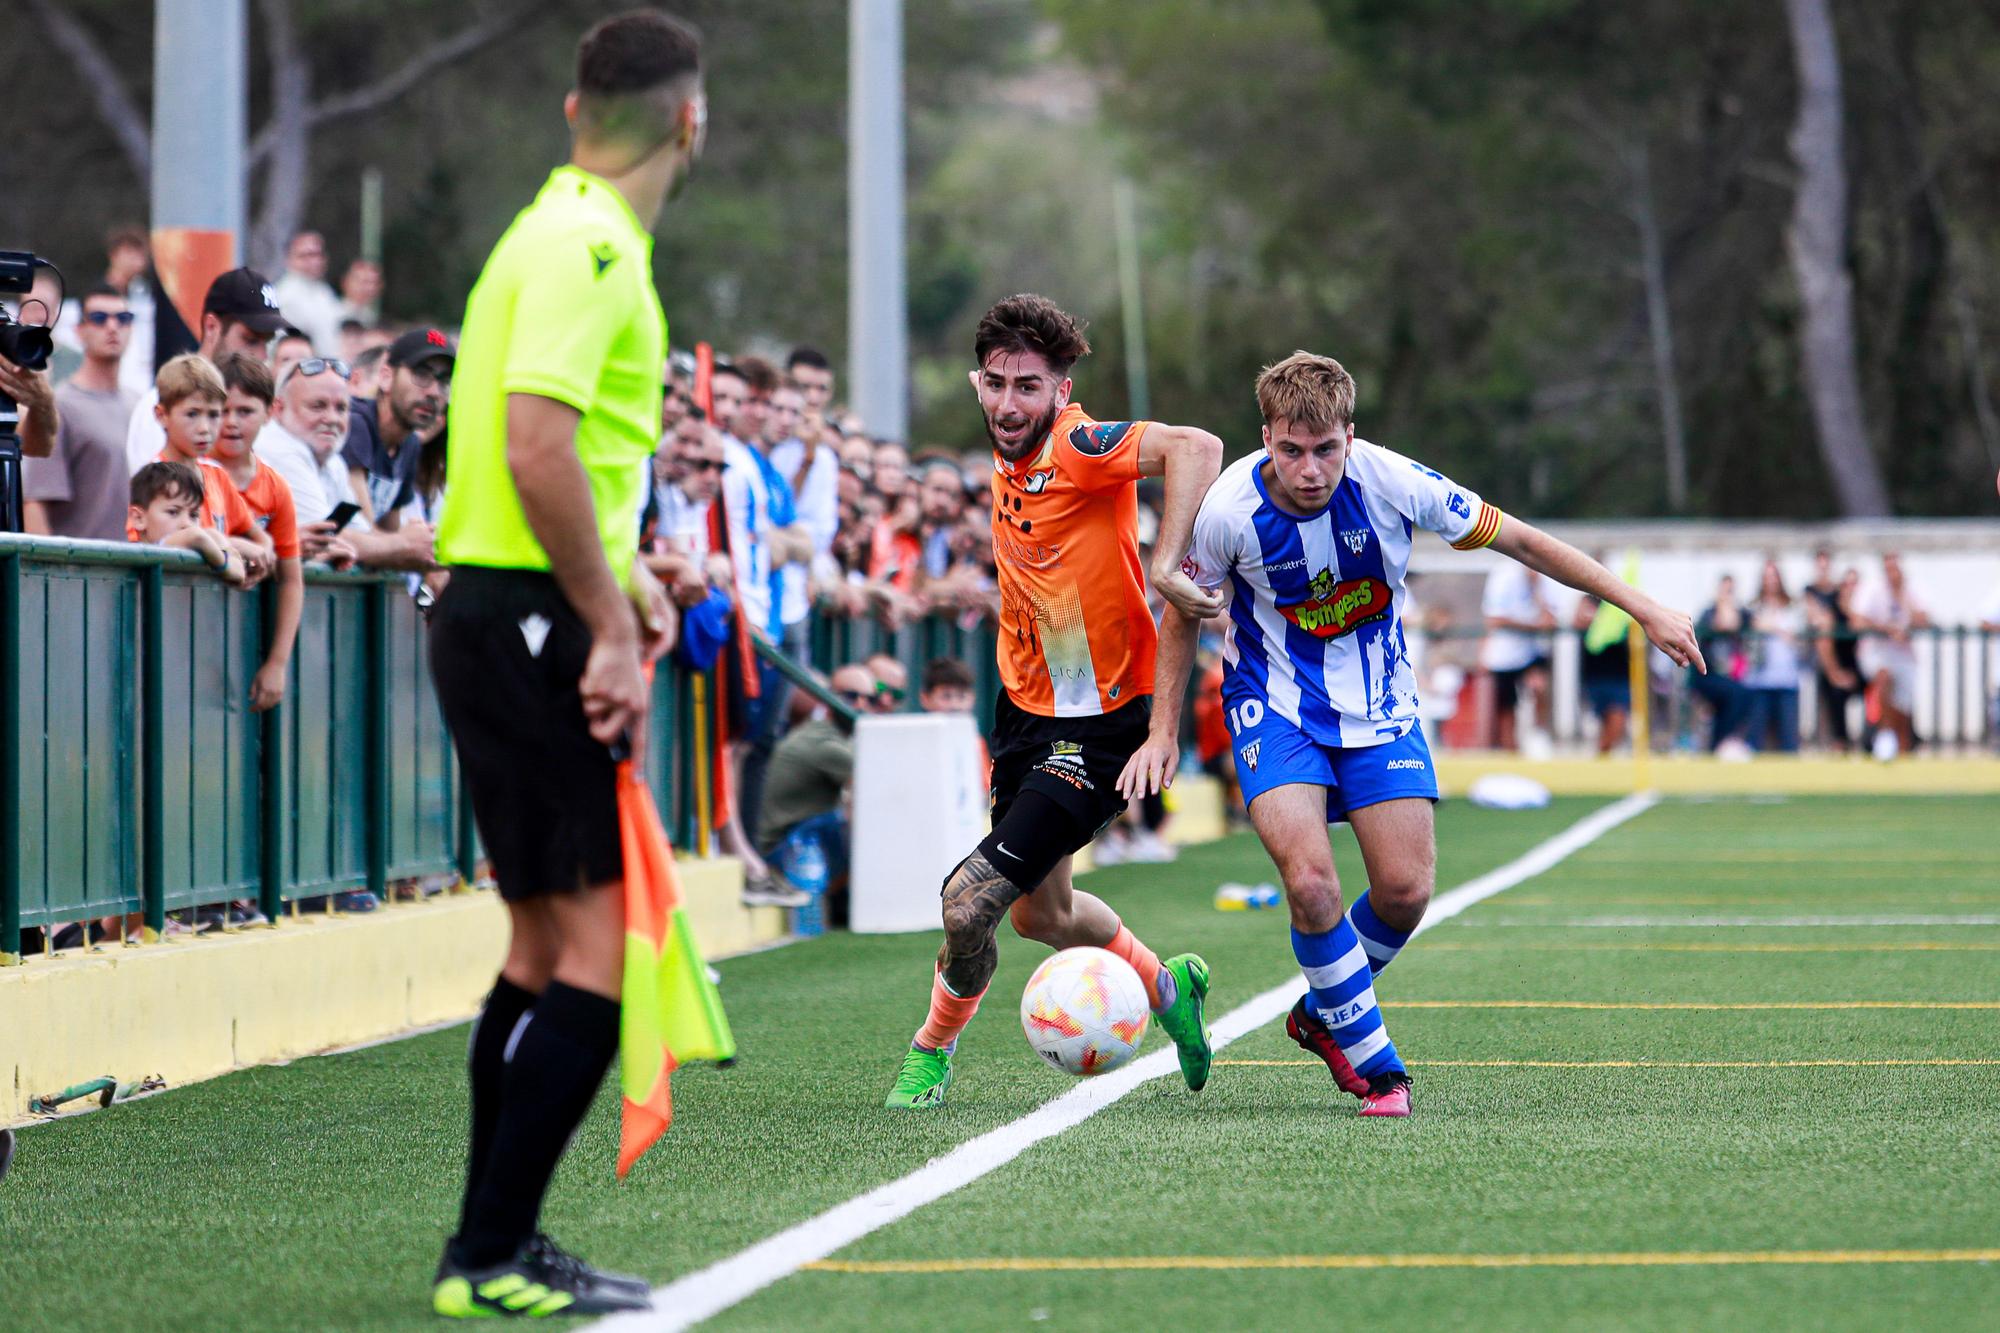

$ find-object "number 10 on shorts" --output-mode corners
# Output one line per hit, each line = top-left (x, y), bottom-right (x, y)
(1226, 699), (1264, 734)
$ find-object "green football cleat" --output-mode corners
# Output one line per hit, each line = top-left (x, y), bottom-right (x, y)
(1155, 954), (1214, 1091)
(432, 1240), (650, 1318)
(884, 1044), (953, 1108)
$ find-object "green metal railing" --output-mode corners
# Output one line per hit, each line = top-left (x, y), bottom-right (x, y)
(1, 532), (1006, 960)
(0, 536), (714, 960)
(808, 611), (1002, 725)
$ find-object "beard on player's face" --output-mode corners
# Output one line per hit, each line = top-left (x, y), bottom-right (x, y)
(986, 395), (1062, 463)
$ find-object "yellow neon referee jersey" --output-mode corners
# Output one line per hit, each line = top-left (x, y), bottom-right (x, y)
(438, 165), (667, 584)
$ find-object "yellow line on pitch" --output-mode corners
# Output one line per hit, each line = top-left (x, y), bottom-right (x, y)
(806, 1248), (2000, 1275)
(1214, 1059), (2000, 1069)
(1422, 941), (2000, 953)
(1576, 850), (1999, 863)
(1392, 1000), (2000, 1010)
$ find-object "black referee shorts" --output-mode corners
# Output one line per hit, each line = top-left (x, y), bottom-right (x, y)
(430, 567), (623, 901)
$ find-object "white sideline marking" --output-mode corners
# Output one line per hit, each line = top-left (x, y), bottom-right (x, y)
(600, 792), (1660, 1331)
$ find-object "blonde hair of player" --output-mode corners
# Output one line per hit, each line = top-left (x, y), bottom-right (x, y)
(1254, 350), (1357, 433)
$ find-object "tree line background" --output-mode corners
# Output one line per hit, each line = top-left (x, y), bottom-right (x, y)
(6, 0), (1997, 518)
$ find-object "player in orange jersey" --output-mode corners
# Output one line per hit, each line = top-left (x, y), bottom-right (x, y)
(885, 294), (1226, 1108)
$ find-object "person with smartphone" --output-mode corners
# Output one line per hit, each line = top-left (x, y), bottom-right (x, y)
(253, 356), (432, 570)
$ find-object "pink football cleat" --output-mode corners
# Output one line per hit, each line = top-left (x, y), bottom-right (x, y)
(1285, 997), (1371, 1099)
(1358, 1073), (1412, 1118)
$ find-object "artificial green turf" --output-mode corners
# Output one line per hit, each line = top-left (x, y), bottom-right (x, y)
(713, 796), (2000, 1332)
(6, 796), (1999, 1330)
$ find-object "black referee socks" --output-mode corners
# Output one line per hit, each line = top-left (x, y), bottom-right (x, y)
(456, 981), (621, 1268)
(456, 976), (539, 1240)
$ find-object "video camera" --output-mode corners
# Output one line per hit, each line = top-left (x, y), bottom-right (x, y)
(1, 248), (61, 534)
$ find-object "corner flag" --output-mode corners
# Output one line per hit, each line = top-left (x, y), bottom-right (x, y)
(615, 761), (736, 1179)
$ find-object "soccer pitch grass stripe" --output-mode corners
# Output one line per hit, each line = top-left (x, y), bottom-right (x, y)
(1575, 849), (2000, 863)
(1214, 1059), (2000, 1069)
(1470, 915), (2000, 927)
(593, 791), (1660, 1332)
(803, 1248), (2000, 1275)
(1422, 940), (2000, 952)
(1391, 1000), (2000, 1010)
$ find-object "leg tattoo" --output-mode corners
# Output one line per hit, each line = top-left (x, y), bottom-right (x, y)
(937, 852), (1024, 997)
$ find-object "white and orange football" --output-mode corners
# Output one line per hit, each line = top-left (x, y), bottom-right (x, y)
(1019, 947), (1150, 1077)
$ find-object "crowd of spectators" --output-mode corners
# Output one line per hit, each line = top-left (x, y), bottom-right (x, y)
(1458, 548), (1994, 761)
(5, 225), (1047, 924)
(7, 226), (1996, 938)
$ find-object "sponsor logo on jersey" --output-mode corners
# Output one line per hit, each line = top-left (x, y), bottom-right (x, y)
(1385, 757), (1427, 771)
(1279, 575), (1392, 640)
(1051, 741), (1082, 758)
(1267, 556), (1308, 573)
(1239, 740), (1261, 771)
(1341, 528), (1370, 555)
(995, 531), (1064, 569)
(1068, 420), (1133, 457)
(1018, 469), (1054, 494)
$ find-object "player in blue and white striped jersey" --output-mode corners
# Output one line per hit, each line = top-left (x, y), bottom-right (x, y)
(1119, 351), (1706, 1117)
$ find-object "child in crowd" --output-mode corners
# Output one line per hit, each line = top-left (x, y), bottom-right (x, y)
(147, 353), (276, 584)
(214, 352), (337, 711)
(128, 460), (247, 586)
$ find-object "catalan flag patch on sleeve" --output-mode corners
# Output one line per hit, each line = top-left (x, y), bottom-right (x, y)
(1450, 501), (1504, 551)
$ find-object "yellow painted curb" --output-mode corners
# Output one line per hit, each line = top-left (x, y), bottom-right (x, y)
(2, 856), (782, 1122)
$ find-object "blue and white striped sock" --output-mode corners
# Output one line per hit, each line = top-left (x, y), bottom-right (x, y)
(1346, 891), (1413, 977)
(1291, 920), (1403, 1079)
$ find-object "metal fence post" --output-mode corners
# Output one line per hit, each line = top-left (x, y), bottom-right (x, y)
(258, 577), (286, 923)
(141, 565), (165, 939)
(1, 554), (21, 962)
(365, 579), (389, 902)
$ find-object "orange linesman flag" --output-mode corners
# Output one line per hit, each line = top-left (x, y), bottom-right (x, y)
(616, 761), (736, 1178)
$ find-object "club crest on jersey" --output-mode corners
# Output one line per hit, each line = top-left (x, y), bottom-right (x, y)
(1239, 740), (1261, 771)
(1017, 469), (1054, 493)
(1280, 576), (1391, 640)
(1068, 420), (1133, 457)
(1448, 493), (1472, 519)
(1340, 528), (1370, 555)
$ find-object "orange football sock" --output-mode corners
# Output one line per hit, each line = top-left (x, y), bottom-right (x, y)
(1106, 925), (1168, 1011)
(914, 970), (984, 1051)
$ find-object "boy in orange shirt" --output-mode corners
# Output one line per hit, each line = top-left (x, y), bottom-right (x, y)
(146, 353), (276, 586)
(215, 353), (339, 711)
(128, 460), (248, 585)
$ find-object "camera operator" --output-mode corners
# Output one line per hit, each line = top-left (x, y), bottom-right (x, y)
(0, 290), (58, 462)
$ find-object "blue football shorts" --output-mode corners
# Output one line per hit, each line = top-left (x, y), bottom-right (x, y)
(1224, 700), (1438, 823)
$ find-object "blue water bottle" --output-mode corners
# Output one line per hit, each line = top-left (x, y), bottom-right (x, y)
(778, 828), (828, 937)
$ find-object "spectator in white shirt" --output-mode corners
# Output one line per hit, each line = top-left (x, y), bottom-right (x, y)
(1852, 551), (1930, 757)
(1480, 560), (1555, 750)
(254, 359), (432, 571)
(270, 231), (346, 356)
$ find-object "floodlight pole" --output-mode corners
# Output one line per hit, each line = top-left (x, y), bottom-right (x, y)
(848, 0), (909, 442)
(1113, 179), (1150, 421)
(152, 0), (247, 331)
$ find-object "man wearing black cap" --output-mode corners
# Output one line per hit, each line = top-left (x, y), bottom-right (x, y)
(123, 267), (286, 473)
(344, 326), (453, 530)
